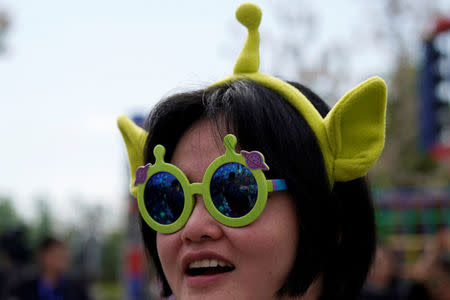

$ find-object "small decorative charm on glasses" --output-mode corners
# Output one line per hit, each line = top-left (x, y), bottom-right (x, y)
(135, 134), (288, 234)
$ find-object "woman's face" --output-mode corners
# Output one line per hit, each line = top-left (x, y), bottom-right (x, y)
(156, 118), (299, 300)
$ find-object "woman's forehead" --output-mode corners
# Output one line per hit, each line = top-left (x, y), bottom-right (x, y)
(170, 118), (226, 182)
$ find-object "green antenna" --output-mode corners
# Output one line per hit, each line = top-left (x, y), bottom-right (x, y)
(233, 3), (262, 74)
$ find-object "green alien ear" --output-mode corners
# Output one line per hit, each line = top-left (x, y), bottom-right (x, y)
(117, 115), (149, 197)
(324, 76), (387, 182)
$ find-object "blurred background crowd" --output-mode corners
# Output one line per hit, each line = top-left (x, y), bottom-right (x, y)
(0, 0), (449, 299)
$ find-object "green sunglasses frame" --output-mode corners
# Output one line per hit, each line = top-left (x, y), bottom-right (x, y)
(136, 134), (286, 234)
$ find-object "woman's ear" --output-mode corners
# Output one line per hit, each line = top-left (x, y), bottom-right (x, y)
(324, 77), (387, 182)
(117, 115), (149, 197)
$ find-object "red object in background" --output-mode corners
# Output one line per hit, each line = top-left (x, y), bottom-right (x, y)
(430, 144), (450, 160)
(126, 245), (146, 276)
(432, 16), (450, 36)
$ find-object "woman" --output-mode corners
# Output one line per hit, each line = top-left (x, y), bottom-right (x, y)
(118, 3), (387, 299)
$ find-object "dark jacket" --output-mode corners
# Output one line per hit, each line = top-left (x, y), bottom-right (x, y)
(358, 279), (431, 300)
(3, 275), (91, 300)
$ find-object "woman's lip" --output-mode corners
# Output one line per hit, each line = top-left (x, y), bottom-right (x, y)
(185, 269), (234, 288)
(181, 250), (235, 274)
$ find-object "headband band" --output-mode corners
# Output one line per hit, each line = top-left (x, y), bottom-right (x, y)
(118, 2), (387, 197)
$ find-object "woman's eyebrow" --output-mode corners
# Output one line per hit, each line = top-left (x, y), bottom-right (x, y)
(170, 160), (204, 184)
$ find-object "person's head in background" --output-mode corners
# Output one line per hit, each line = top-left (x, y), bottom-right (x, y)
(365, 245), (399, 290)
(37, 236), (69, 283)
(425, 228), (450, 300)
(118, 3), (387, 300)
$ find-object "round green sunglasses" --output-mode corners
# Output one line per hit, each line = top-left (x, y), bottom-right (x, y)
(135, 134), (288, 234)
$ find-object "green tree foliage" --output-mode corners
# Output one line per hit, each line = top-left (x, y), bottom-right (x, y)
(0, 10), (10, 54)
(0, 196), (22, 234)
(29, 197), (54, 247)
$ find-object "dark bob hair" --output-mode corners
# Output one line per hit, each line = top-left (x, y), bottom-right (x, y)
(140, 80), (376, 300)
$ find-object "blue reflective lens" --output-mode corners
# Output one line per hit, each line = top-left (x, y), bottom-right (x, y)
(210, 163), (258, 218)
(144, 172), (184, 225)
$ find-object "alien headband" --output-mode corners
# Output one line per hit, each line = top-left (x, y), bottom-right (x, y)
(118, 2), (387, 197)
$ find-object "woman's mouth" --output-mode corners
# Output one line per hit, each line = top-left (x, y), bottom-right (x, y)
(186, 258), (235, 276)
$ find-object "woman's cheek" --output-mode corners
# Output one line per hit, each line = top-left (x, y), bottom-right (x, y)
(157, 232), (182, 286)
(223, 193), (299, 293)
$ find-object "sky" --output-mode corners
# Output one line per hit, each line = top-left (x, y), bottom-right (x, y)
(1, 0), (449, 227)
(0, 0), (270, 226)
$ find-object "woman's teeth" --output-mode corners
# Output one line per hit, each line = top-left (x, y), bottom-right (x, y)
(186, 259), (235, 276)
(188, 259), (233, 269)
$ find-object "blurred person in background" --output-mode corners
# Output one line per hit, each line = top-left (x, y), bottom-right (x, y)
(358, 244), (431, 300)
(4, 236), (92, 300)
(408, 228), (450, 300)
(359, 245), (401, 300)
(0, 227), (32, 297)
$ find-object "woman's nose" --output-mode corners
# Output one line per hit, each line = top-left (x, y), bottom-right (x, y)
(181, 195), (224, 244)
